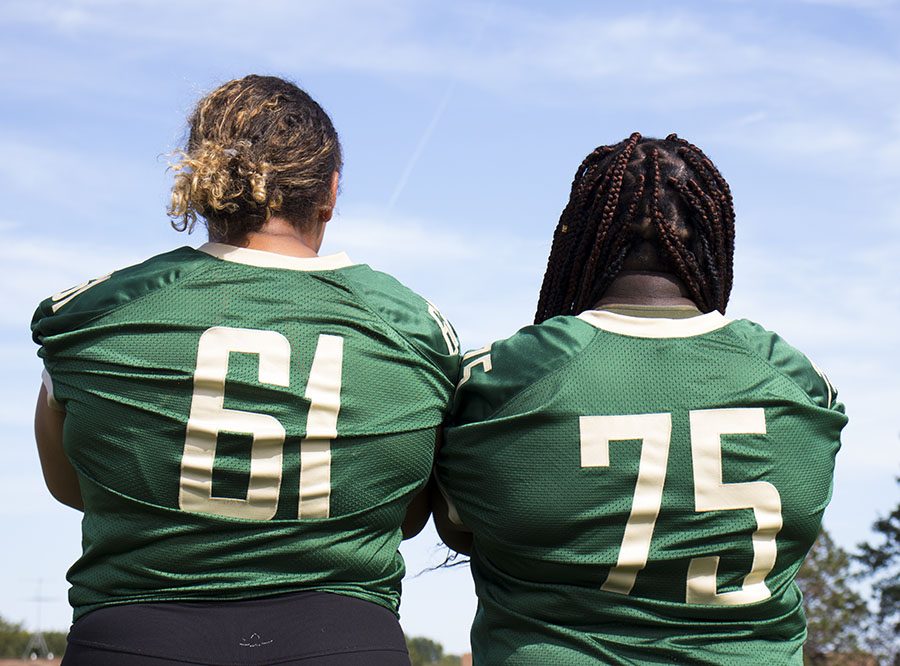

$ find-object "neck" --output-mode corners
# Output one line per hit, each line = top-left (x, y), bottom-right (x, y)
(593, 271), (699, 309)
(225, 216), (323, 258)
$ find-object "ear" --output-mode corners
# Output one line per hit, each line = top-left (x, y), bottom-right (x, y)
(318, 171), (340, 223)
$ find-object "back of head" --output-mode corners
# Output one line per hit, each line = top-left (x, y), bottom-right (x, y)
(534, 133), (735, 323)
(169, 75), (342, 243)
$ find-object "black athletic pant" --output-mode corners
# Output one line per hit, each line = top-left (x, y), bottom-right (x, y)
(62, 591), (410, 665)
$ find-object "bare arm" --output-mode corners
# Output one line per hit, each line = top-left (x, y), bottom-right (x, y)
(431, 478), (473, 555)
(401, 479), (432, 540)
(429, 427), (473, 554)
(402, 428), (444, 540)
(34, 385), (83, 511)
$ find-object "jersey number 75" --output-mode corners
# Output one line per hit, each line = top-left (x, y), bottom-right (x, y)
(580, 409), (782, 606)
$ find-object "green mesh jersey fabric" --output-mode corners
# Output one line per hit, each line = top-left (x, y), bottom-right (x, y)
(438, 309), (846, 665)
(32, 243), (460, 621)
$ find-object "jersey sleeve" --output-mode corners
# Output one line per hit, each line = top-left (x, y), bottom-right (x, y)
(452, 316), (598, 425)
(339, 265), (461, 386)
(32, 274), (114, 345)
(31, 273), (119, 410)
(32, 247), (200, 344)
(31, 247), (204, 409)
(729, 319), (847, 416)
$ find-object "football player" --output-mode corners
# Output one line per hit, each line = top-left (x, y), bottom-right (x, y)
(33, 75), (460, 665)
(436, 133), (846, 664)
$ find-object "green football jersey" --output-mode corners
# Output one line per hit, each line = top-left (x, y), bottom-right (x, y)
(32, 242), (460, 620)
(438, 309), (846, 665)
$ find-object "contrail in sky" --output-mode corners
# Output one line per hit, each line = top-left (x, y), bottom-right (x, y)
(386, 81), (457, 213)
(386, 3), (496, 213)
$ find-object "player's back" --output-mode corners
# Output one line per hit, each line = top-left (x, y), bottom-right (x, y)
(439, 308), (846, 665)
(33, 243), (459, 619)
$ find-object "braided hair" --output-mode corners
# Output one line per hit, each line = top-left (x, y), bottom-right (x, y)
(534, 133), (735, 323)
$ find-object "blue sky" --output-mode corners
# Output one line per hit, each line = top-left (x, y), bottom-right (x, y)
(1, 0), (899, 653)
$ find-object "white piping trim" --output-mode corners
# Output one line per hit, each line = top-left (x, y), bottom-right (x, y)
(41, 369), (64, 412)
(576, 309), (731, 339)
(809, 360), (835, 409)
(199, 243), (354, 272)
(435, 477), (467, 529)
(461, 344), (492, 361)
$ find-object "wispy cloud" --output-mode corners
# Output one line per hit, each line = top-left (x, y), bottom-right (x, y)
(0, 135), (164, 213)
(0, 227), (153, 330)
(730, 227), (900, 512)
(3, 204), (545, 342)
(325, 210), (473, 266)
(3, 2), (897, 101)
(4, 1), (898, 193)
(793, 0), (898, 9)
(326, 207), (548, 344)
(732, 235), (900, 354)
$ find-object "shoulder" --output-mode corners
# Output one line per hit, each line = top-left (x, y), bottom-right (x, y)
(453, 315), (599, 424)
(724, 318), (842, 412)
(339, 264), (460, 379)
(31, 246), (208, 343)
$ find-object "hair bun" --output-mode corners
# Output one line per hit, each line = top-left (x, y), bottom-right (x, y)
(167, 75), (341, 240)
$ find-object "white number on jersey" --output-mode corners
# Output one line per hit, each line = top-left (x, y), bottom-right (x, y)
(580, 413), (671, 595)
(686, 409), (782, 605)
(427, 301), (460, 355)
(50, 274), (112, 312)
(298, 334), (344, 519)
(456, 346), (493, 394)
(579, 407), (782, 605)
(178, 326), (344, 521)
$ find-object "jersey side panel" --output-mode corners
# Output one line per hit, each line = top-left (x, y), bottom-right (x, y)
(33, 252), (455, 619)
(440, 316), (846, 665)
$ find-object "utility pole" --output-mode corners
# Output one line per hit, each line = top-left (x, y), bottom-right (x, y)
(21, 579), (54, 660)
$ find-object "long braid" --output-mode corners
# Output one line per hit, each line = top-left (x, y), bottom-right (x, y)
(677, 178), (723, 306)
(535, 133), (736, 323)
(536, 145), (619, 321)
(574, 133), (641, 312)
(667, 134), (736, 306)
(536, 147), (603, 316)
(648, 148), (709, 311)
(594, 170), (646, 305)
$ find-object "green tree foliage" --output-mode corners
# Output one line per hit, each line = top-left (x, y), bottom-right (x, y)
(405, 635), (461, 666)
(0, 615), (66, 658)
(44, 630), (67, 657)
(796, 530), (874, 664)
(856, 476), (900, 660)
(0, 616), (29, 658)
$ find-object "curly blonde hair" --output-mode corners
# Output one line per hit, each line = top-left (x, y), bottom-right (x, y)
(169, 75), (342, 241)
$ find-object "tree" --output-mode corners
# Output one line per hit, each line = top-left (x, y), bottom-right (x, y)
(405, 635), (461, 666)
(856, 476), (900, 661)
(0, 615), (67, 658)
(0, 616), (29, 658)
(44, 630), (67, 657)
(796, 529), (874, 664)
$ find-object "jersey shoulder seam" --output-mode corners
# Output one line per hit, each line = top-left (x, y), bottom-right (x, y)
(43, 253), (219, 336)
(473, 322), (602, 422)
(333, 270), (451, 377)
(720, 325), (824, 409)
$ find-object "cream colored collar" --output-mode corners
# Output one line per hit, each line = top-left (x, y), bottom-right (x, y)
(199, 242), (354, 271)
(576, 309), (731, 338)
